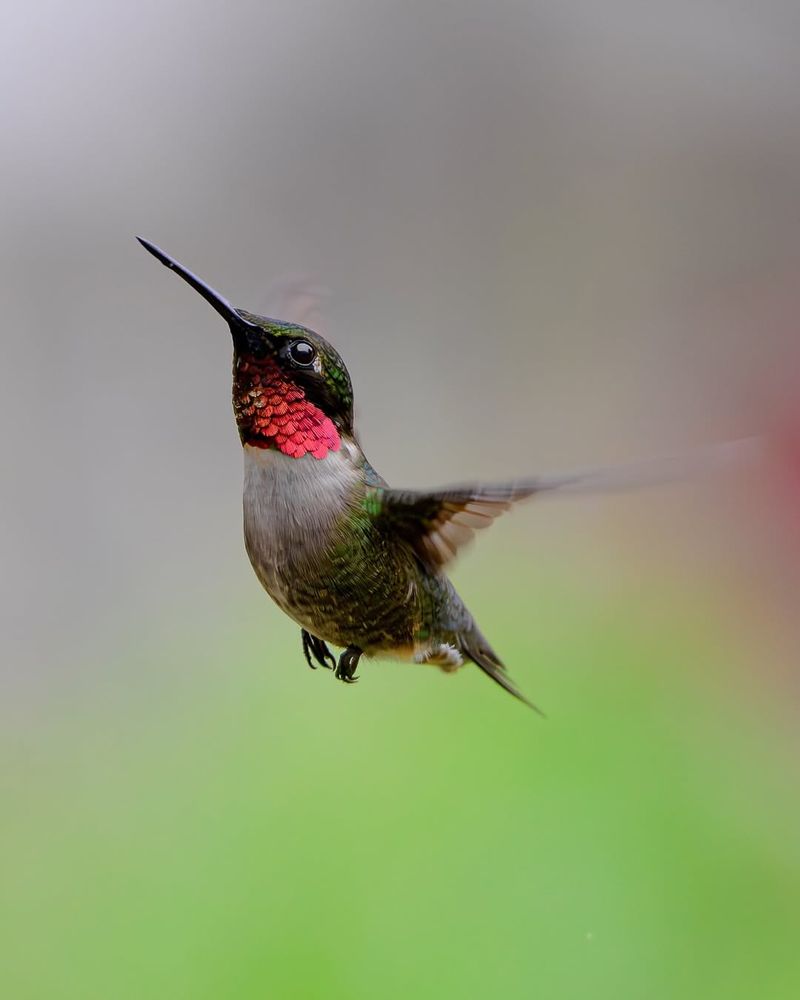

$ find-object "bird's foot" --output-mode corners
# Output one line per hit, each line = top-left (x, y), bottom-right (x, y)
(335, 645), (362, 684)
(301, 629), (336, 670)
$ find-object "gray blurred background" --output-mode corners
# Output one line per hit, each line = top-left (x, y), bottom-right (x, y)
(2, 0), (799, 688)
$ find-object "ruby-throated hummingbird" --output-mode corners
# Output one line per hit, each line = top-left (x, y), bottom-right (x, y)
(138, 238), (751, 709)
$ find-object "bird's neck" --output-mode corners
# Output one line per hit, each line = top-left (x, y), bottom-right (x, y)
(232, 355), (340, 460)
(243, 440), (366, 562)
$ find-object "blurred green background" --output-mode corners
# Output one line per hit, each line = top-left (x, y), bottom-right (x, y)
(4, 553), (799, 999)
(3, 1), (800, 997)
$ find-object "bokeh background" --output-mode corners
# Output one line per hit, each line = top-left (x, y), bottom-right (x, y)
(2, 2), (800, 997)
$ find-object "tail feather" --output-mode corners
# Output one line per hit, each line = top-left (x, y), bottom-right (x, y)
(462, 639), (544, 715)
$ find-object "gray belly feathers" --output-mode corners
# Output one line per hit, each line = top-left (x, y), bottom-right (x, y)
(243, 445), (360, 616)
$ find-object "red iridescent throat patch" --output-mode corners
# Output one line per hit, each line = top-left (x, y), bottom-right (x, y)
(233, 356), (340, 460)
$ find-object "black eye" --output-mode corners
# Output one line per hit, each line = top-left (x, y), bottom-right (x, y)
(288, 340), (316, 367)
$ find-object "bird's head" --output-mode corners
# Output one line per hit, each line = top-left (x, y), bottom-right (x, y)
(138, 238), (353, 459)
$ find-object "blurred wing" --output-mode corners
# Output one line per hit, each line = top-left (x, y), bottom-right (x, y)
(372, 438), (760, 570)
(265, 274), (329, 334)
(372, 481), (537, 570)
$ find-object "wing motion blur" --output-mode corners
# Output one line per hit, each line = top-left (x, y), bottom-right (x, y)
(372, 438), (760, 570)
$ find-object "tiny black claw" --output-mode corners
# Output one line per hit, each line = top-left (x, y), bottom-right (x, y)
(301, 630), (336, 670)
(301, 630), (315, 669)
(335, 645), (362, 684)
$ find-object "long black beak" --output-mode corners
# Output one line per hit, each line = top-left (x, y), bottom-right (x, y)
(137, 237), (258, 330)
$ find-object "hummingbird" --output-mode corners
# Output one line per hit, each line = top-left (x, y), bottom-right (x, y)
(138, 238), (752, 709)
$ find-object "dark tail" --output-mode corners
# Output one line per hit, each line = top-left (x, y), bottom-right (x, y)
(462, 636), (544, 715)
